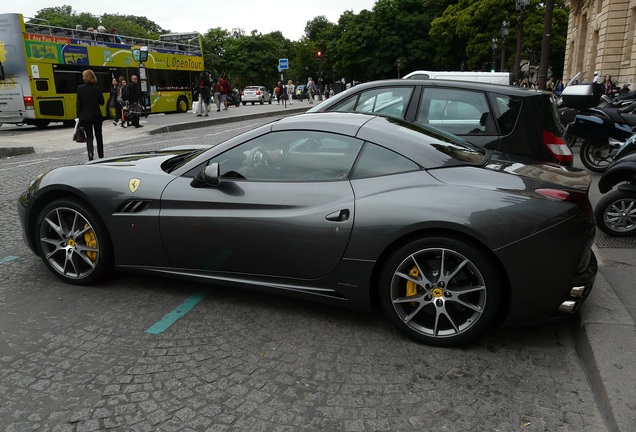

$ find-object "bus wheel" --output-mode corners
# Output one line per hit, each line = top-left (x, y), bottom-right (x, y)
(35, 121), (50, 129)
(176, 97), (188, 113)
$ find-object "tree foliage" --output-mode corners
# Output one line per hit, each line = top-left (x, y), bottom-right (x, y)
(30, 1), (572, 87)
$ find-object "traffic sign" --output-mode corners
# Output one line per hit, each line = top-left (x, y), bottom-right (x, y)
(279, 58), (289, 70)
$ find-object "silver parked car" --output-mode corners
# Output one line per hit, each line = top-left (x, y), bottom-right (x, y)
(241, 86), (272, 105)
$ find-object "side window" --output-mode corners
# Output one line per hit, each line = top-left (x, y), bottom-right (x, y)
(208, 131), (363, 182)
(332, 87), (413, 119)
(490, 94), (522, 135)
(417, 88), (494, 136)
(351, 142), (420, 179)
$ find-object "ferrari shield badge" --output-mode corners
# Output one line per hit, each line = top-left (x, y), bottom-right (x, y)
(128, 178), (141, 193)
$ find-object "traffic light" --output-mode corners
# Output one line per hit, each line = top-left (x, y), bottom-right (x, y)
(316, 51), (322, 62)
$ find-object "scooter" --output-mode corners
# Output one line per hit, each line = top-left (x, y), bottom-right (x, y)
(565, 100), (636, 172)
(595, 134), (636, 236)
(226, 88), (241, 107)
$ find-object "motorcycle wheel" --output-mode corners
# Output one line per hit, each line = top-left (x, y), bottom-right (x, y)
(595, 189), (636, 236)
(580, 140), (614, 173)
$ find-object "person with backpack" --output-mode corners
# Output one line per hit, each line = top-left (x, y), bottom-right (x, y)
(126, 75), (143, 128)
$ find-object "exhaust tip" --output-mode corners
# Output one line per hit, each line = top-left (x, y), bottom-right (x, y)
(559, 300), (579, 314)
(570, 285), (588, 298)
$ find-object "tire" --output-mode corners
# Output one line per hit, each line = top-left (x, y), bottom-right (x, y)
(595, 189), (636, 236)
(36, 198), (113, 285)
(268, 98), (272, 105)
(235, 101), (240, 107)
(580, 140), (614, 173)
(260, 99), (264, 105)
(176, 97), (188, 113)
(379, 237), (501, 346)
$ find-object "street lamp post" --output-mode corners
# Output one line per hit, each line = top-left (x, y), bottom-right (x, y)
(491, 38), (498, 72)
(514, 0), (531, 83)
(501, 18), (510, 72)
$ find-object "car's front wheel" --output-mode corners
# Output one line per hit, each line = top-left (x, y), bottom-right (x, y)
(36, 198), (113, 284)
(595, 189), (636, 236)
(379, 237), (501, 346)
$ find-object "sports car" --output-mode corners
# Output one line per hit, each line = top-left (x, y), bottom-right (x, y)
(18, 113), (597, 346)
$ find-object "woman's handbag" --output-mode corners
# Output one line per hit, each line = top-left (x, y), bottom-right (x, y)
(73, 118), (86, 143)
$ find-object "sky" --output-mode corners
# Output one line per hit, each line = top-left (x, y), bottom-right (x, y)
(2, 1), (378, 41)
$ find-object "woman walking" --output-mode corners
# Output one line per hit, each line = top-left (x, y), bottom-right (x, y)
(77, 69), (105, 160)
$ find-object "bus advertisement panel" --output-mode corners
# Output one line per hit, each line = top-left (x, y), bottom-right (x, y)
(0, 13), (203, 127)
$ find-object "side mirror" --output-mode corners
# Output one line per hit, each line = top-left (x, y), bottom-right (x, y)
(190, 162), (220, 188)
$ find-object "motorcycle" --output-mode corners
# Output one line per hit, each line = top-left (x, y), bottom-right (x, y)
(570, 100), (636, 173)
(595, 134), (636, 236)
(226, 88), (241, 107)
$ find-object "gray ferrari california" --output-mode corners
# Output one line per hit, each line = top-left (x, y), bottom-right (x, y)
(18, 112), (597, 346)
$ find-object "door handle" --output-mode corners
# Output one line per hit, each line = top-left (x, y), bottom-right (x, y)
(325, 209), (350, 222)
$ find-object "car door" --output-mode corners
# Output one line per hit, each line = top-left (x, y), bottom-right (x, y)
(159, 130), (363, 280)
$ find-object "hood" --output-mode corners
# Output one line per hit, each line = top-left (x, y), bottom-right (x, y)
(87, 146), (209, 170)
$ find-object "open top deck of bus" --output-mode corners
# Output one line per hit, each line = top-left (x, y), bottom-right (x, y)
(23, 19), (202, 55)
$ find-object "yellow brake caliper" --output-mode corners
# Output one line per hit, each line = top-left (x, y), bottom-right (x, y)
(406, 266), (419, 305)
(83, 224), (97, 261)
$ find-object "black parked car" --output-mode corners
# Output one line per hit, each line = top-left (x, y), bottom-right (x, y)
(308, 79), (572, 165)
(19, 113), (596, 346)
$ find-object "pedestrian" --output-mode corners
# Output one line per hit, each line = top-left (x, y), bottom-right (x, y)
(196, 71), (211, 116)
(107, 77), (118, 121)
(554, 79), (564, 96)
(306, 77), (316, 104)
(220, 76), (230, 110)
(212, 78), (222, 112)
(602, 74), (613, 96)
(76, 69), (105, 161)
(287, 80), (295, 105)
(127, 75), (143, 128)
(117, 77), (128, 127)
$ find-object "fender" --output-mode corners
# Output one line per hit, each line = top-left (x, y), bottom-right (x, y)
(598, 155), (636, 193)
(568, 108), (613, 142)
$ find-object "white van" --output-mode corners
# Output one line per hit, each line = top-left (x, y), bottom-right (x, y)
(403, 70), (514, 85)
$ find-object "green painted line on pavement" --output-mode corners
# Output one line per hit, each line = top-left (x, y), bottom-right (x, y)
(0, 256), (19, 265)
(145, 290), (209, 334)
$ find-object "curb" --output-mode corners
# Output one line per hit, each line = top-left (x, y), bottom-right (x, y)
(574, 248), (636, 432)
(148, 106), (309, 135)
(0, 146), (35, 158)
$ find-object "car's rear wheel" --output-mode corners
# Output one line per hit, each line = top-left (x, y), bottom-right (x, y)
(260, 98), (264, 105)
(595, 190), (636, 236)
(36, 198), (113, 285)
(379, 237), (501, 346)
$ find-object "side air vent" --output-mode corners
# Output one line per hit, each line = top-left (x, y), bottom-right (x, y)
(115, 200), (152, 214)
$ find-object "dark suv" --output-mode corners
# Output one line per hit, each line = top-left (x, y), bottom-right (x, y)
(307, 79), (572, 165)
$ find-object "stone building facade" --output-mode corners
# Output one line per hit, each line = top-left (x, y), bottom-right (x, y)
(563, 0), (636, 86)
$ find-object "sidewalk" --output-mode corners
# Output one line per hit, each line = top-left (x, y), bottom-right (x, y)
(1, 102), (635, 432)
(0, 102), (309, 157)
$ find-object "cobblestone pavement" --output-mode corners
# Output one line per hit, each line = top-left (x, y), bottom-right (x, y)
(0, 124), (607, 432)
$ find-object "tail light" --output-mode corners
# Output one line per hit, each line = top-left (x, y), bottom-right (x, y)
(536, 188), (593, 220)
(24, 96), (34, 109)
(543, 130), (573, 165)
(256, 90), (261, 95)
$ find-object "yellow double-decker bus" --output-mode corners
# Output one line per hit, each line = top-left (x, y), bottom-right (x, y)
(0, 13), (203, 127)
